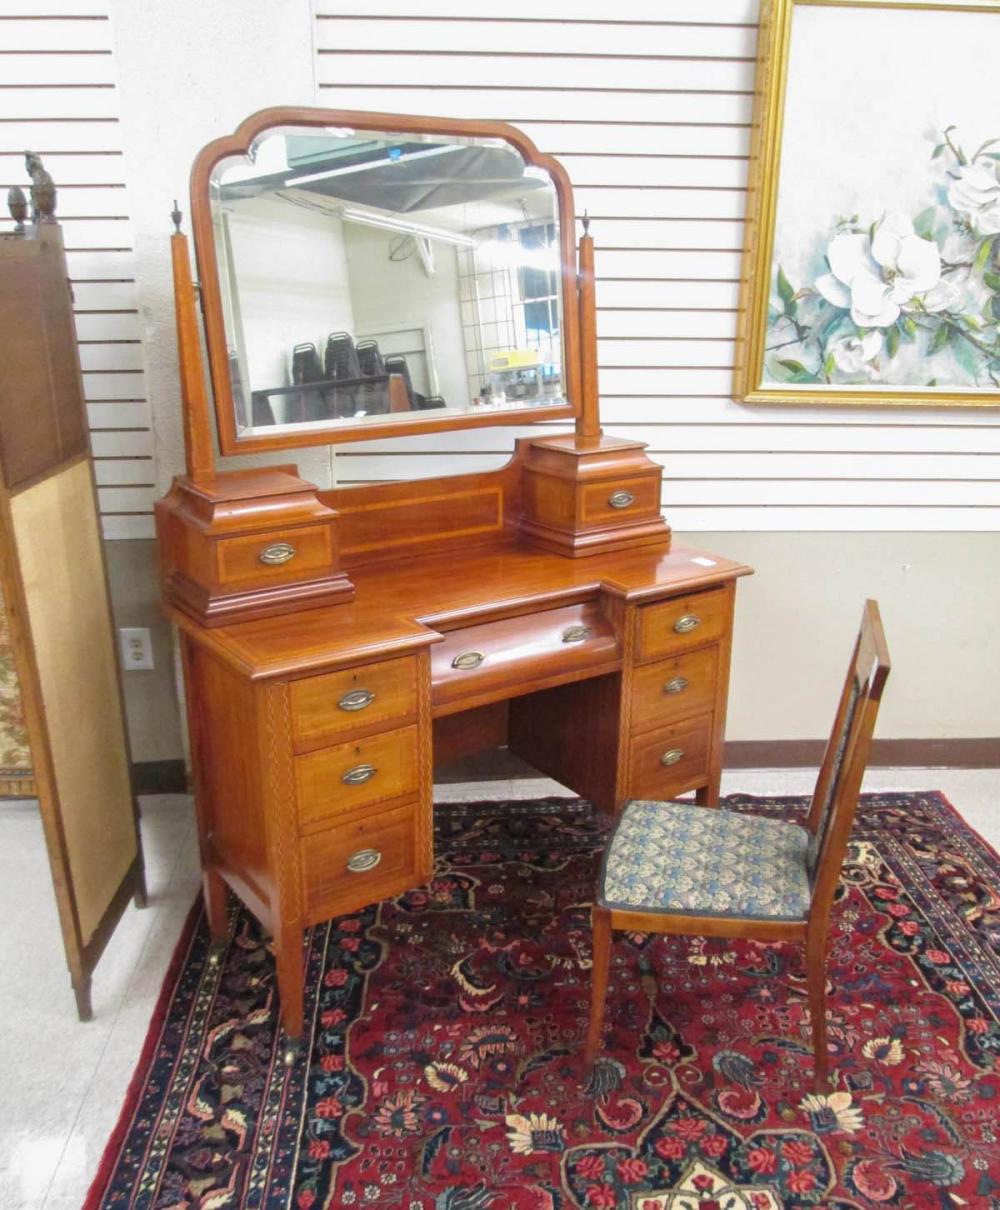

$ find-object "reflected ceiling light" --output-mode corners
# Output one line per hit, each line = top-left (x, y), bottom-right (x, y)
(284, 144), (463, 188)
(341, 208), (475, 247)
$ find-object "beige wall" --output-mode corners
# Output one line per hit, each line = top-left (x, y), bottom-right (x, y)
(104, 541), (182, 763)
(701, 531), (1000, 743)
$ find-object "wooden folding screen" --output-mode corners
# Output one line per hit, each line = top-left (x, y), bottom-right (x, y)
(0, 214), (146, 1020)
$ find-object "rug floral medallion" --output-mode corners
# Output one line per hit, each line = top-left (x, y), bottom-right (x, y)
(90, 793), (1000, 1209)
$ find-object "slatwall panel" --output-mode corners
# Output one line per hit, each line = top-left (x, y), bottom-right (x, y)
(0, 4), (154, 538)
(313, 0), (1000, 531)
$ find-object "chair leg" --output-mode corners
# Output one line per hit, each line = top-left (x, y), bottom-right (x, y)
(806, 935), (829, 1092)
(585, 905), (613, 1067)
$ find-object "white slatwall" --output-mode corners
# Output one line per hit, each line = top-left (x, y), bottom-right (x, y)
(0, 2), (153, 538)
(313, 0), (1000, 531)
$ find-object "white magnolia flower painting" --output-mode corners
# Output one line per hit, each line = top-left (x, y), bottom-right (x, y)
(748, 1), (1000, 402)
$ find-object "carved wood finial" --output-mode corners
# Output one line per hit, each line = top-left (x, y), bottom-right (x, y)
(582, 211), (590, 236)
(24, 152), (57, 224)
(171, 199), (183, 233)
(6, 185), (28, 236)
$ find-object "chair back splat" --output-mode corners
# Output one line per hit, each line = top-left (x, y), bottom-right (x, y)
(806, 600), (891, 921)
(585, 599), (890, 1092)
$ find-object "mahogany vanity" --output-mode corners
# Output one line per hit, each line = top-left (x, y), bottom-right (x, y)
(157, 107), (751, 1058)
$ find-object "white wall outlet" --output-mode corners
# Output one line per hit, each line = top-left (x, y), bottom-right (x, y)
(120, 627), (154, 671)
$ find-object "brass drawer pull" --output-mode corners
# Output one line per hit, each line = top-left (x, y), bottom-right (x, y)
(663, 676), (689, 695)
(347, 848), (382, 874)
(660, 748), (685, 767)
(608, 490), (635, 510)
(561, 624), (592, 644)
(673, 614), (701, 634)
(341, 763), (377, 785)
(338, 688), (375, 712)
(451, 650), (485, 671)
(259, 541), (296, 566)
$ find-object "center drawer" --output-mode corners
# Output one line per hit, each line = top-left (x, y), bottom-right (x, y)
(431, 601), (620, 714)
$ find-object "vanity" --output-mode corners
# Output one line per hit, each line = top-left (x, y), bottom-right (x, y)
(156, 107), (751, 1058)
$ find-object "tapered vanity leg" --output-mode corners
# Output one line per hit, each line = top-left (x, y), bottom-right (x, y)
(695, 781), (721, 808)
(203, 866), (229, 943)
(275, 922), (305, 1059)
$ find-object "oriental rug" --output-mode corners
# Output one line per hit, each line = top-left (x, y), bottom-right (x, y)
(87, 792), (1000, 1209)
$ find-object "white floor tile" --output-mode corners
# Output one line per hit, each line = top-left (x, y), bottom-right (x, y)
(0, 771), (995, 1208)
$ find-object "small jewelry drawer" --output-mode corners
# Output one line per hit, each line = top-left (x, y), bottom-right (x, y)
(295, 725), (419, 830)
(580, 475), (660, 527)
(630, 645), (719, 734)
(215, 523), (334, 587)
(431, 601), (619, 713)
(301, 798), (426, 923)
(290, 655), (418, 750)
(637, 586), (730, 663)
(627, 714), (712, 801)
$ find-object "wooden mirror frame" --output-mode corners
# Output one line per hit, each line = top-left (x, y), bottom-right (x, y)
(190, 106), (582, 456)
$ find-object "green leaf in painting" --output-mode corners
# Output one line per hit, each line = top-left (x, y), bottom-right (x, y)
(974, 238), (995, 274)
(983, 270), (1000, 293)
(886, 325), (900, 358)
(913, 207), (937, 240)
(990, 295), (1000, 323)
(929, 324), (950, 355)
(931, 143), (945, 159)
(776, 266), (795, 306)
(823, 353), (835, 378)
(778, 359), (806, 374)
(902, 316), (918, 339)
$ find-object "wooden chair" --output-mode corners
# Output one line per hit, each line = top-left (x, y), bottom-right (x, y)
(585, 600), (890, 1091)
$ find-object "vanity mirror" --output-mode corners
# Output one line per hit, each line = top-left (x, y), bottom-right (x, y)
(191, 109), (579, 453)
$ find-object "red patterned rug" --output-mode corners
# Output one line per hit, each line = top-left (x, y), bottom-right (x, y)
(86, 792), (1000, 1209)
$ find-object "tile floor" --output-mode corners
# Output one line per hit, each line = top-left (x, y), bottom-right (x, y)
(0, 769), (995, 1209)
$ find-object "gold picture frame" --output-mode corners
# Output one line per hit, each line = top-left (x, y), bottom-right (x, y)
(735, 0), (1000, 408)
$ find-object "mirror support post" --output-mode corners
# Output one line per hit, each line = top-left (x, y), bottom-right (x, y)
(576, 218), (602, 442)
(171, 227), (216, 484)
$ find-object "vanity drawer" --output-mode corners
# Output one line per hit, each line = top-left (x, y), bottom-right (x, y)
(581, 475), (660, 526)
(295, 725), (419, 830)
(301, 798), (426, 922)
(215, 524), (333, 587)
(627, 714), (713, 801)
(637, 587), (729, 663)
(432, 601), (619, 713)
(631, 645), (719, 734)
(290, 655), (418, 749)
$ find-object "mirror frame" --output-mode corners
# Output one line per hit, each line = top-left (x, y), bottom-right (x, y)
(190, 106), (581, 455)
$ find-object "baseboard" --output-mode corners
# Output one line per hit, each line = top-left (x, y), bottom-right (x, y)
(724, 738), (1000, 769)
(133, 759), (188, 795)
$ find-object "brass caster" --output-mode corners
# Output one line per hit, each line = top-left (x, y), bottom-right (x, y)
(283, 1038), (302, 1067)
(207, 942), (226, 969)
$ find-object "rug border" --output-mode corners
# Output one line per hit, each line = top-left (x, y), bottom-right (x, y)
(81, 896), (204, 1210)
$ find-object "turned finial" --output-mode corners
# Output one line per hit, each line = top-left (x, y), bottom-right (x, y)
(7, 186), (27, 236)
(25, 152), (57, 224)
(582, 211), (591, 237)
(171, 199), (183, 234)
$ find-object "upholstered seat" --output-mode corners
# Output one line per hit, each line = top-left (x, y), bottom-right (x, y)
(600, 800), (811, 921)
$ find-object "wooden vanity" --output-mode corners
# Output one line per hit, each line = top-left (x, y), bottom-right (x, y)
(157, 107), (750, 1056)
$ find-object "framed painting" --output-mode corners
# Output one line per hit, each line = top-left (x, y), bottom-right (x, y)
(735, 0), (1000, 408)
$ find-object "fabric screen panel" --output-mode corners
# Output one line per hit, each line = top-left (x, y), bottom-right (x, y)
(8, 459), (138, 943)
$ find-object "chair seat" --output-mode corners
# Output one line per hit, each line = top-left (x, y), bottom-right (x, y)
(598, 800), (812, 921)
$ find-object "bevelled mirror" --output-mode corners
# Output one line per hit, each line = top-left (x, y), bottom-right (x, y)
(190, 108), (580, 454)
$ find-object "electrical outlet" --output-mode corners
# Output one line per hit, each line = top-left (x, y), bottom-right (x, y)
(120, 627), (154, 671)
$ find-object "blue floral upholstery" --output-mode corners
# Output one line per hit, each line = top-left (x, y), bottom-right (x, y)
(599, 800), (813, 921)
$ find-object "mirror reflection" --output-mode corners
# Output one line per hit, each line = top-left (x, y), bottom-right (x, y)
(209, 126), (566, 436)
